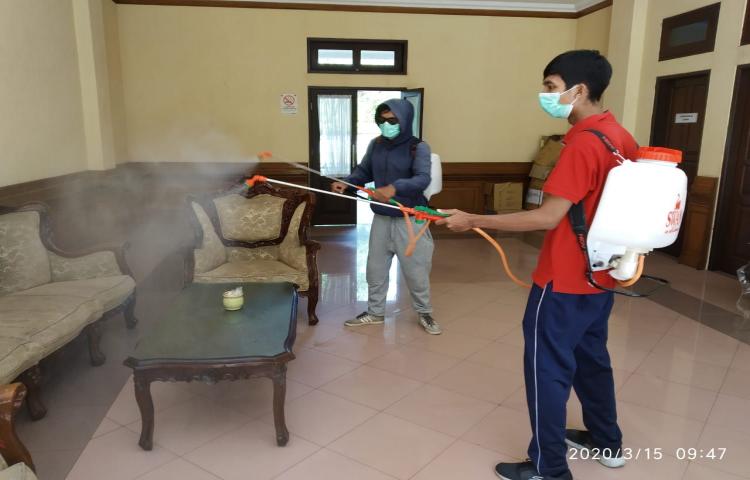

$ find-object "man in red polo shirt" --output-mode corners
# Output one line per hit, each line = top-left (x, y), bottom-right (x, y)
(438, 50), (638, 480)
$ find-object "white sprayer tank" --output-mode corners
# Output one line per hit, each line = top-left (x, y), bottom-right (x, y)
(423, 153), (442, 200)
(587, 147), (687, 281)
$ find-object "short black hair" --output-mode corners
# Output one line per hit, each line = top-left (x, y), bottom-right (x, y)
(543, 50), (612, 102)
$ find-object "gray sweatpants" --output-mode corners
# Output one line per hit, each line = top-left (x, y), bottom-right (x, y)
(367, 214), (434, 316)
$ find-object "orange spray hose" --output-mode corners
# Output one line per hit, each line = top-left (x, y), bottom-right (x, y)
(469, 230), (644, 290)
(616, 255), (645, 287)
(390, 198), (432, 258)
(472, 227), (532, 289)
(246, 170), (642, 290)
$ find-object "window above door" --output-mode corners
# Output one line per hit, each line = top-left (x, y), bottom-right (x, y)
(659, 3), (720, 61)
(308, 39), (407, 74)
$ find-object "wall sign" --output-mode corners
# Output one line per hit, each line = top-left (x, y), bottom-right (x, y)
(280, 94), (298, 115)
(675, 112), (699, 124)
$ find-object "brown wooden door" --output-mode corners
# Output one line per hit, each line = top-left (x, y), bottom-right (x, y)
(711, 66), (750, 275)
(650, 72), (710, 257)
(309, 88), (358, 225)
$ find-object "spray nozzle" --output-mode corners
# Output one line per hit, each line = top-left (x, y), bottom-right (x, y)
(414, 206), (450, 218)
(245, 175), (268, 187)
(411, 206), (450, 223)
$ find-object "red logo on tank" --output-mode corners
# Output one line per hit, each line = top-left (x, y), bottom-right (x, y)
(665, 195), (683, 234)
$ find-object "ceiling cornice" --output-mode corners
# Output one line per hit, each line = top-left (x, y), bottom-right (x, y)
(113, 0), (612, 19)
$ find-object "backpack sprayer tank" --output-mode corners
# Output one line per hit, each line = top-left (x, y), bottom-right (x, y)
(423, 153), (442, 200)
(587, 147), (687, 282)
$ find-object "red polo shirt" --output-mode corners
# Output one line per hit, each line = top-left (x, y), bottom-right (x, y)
(532, 112), (639, 294)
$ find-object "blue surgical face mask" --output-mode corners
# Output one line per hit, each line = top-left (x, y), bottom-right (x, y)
(538, 85), (580, 119)
(379, 122), (400, 139)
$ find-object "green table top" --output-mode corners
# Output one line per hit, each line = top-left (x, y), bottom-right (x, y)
(127, 283), (297, 366)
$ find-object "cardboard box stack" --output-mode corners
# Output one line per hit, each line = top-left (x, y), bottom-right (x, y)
(525, 136), (564, 209)
(492, 182), (524, 212)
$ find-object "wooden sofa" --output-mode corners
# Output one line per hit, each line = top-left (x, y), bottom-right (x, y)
(0, 203), (138, 419)
(0, 383), (35, 478)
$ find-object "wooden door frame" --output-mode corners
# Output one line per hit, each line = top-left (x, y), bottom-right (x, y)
(307, 87), (358, 225)
(648, 69), (711, 148)
(308, 87), (357, 177)
(649, 69), (711, 258)
(402, 88), (425, 139)
(307, 86), (407, 170)
(307, 86), (406, 225)
(709, 63), (750, 271)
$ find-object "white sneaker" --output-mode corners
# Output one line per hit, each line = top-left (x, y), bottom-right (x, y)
(345, 312), (385, 327)
(419, 314), (442, 335)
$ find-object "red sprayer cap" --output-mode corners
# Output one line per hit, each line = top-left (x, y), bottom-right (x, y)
(636, 146), (682, 164)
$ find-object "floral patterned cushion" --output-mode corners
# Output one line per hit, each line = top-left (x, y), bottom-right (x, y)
(191, 203), (226, 274)
(279, 203), (308, 273)
(0, 336), (38, 387)
(0, 460), (38, 480)
(194, 259), (308, 290)
(13, 276), (135, 312)
(226, 246), (279, 262)
(0, 294), (103, 383)
(0, 294), (102, 343)
(49, 251), (122, 282)
(0, 212), (51, 295)
(214, 194), (286, 242)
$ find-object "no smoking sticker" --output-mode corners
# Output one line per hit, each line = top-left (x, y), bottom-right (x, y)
(280, 94), (298, 115)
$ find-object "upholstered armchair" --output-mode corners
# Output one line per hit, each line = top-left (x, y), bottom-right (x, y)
(0, 383), (35, 478)
(185, 183), (321, 324)
(0, 203), (138, 420)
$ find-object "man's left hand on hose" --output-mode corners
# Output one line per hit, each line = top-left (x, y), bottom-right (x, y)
(435, 209), (474, 232)
(372, 185), (397, 203)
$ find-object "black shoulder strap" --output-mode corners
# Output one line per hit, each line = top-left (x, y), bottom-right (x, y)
(584, 129), (620, 154)
(569, 129), (613, 239)
(409, 137), (421, 160)
(568, 202), (588, 237)
(584, 129), (642, 163)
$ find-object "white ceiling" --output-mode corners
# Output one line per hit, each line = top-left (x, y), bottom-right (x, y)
(215, 0), (606, 13)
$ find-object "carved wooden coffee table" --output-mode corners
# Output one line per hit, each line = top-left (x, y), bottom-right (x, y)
(124, 282), (297, 451)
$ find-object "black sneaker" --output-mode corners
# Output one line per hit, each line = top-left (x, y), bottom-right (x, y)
(344, 311), (385, 327)
(565, 429), (626, 468)
(494, 461), (572, 480)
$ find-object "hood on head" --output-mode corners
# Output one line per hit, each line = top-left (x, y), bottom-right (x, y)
(376, 98), (414, 144)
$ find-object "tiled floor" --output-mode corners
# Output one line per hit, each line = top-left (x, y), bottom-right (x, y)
(14, 225), (749, 480)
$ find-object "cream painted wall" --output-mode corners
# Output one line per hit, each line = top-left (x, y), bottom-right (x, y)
(0, 0), (88, 187)
(576, 6), (612, 54)
(604, 0), (648, 132)
(0, 2), (620, 187)
(115, 5), (582, 165)
(633, 0), (750, 177)
(73, 0), (118, 171)
(103, 0), (129, 165)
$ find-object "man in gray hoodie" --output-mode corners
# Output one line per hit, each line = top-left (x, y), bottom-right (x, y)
(332, 98), (440, 335)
